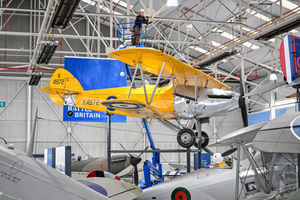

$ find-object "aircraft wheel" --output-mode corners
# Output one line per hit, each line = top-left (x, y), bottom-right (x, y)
(177, 129), (196, 148)
(194, 131), (209, 148)
(67, 110), (74, 117)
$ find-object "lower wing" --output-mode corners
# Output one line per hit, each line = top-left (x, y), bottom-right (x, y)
(101, 99), (176, 119)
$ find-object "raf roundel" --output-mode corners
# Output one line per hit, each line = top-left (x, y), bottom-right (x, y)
(171, 187), (191, 200)
(107, 102), (145, 109)
(76, 180), (108, 196)
(290, 115), (300, 140)
(105, 96), (118, 111)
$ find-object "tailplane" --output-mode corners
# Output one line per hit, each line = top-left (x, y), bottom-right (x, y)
(41, 68), (83, 105)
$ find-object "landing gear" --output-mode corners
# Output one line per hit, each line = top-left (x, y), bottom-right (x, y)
(194, 131), (209, 148)
(177, 128), (196, 148)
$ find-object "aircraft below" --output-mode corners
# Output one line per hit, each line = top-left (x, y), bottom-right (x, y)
(0, 144), (109, 200)
(0, 143), (142, 200)
(2, 111), (299, 200)
(72, 154), (131, 175)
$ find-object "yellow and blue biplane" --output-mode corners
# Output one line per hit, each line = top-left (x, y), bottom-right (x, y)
(41, 47), (241, 148)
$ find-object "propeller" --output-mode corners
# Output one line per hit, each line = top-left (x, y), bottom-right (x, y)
(119, 143), (148, 186)
(203, 147), (214, 155)
(0, 136), (7, 144)
(203, 146), (237, 158)
(221, 147), (238, 157)
(239, 73), (248, 127)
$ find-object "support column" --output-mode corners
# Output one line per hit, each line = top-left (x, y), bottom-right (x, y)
(186, 148), (191, 173)
(97, 0), (101, 57)
(106, 112), (112, 172)
(196, 120), (202, 170)
(235, 143), (241, 200)
(270, 85), (276, 120)
(26, 83), (32, 152)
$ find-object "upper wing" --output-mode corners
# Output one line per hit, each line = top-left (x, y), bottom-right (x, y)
(109, 48), (231, 90)
(102, 99), (177, 119)
(252, 112), (300, 154)
(208, 121), (268, 147)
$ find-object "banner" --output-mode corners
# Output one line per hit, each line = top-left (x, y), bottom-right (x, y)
(63, 57), (127, 122)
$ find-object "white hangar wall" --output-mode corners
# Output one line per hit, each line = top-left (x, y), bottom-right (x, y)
(0, 77), (244, 166)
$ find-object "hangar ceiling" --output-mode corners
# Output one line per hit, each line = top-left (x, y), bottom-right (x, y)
(0, 0), (300, 107)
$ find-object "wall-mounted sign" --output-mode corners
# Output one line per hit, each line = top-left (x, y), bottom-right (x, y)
(63, 57), (127, 122)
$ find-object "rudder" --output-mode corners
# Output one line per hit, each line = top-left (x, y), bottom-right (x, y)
(41, 68), (83, 105)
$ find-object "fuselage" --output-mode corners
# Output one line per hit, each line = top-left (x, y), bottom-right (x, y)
(71, 154), (131, 174)
(174, 87), (240, 119)
(136, 168), (237, 200)
(70, 85), (240, 120)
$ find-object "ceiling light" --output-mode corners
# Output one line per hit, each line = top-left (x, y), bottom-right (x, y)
(167, 0), (178, 7)
(269, 72), (277, 81)
(51, 0), (81, 29)
(220, 31), (260, 49)
(212, 41), (221, 47)
(243, 42), (260, 50)
(290, 29), (299, 34)
(186, 23), (193, 31)
(221, 59), (228, 63)
(269, 0), (298, 10)
(81, 0), (96, 6)
(29, 73), (42, 86)
(189, 46), (208, 54)
(37, 40), (60, 64)
(246, 9), (270, 21)
(269, 38), (276, 42)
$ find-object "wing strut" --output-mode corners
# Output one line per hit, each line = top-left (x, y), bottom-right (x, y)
(139, 63), (148, 104)
(127, 63), (139, 99)
(149, 62), (166, 105)
(241, 143), (269, 193)
(195, 74), (198, 101)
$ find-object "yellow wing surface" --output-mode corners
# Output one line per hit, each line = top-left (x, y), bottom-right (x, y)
(109, 48), (231, 90)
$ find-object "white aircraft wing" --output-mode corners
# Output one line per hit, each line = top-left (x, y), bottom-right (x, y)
(210, 112), (300, 154)
(76, 177), (142, 200)
(253, 112), (300, 153)
(0, 144), (109, 200)
(209, 121), (268, 147)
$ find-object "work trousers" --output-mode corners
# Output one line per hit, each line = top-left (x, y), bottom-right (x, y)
(132, 25), (141, 46)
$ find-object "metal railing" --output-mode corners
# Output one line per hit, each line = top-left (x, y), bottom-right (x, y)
(117, 22), (148, 47)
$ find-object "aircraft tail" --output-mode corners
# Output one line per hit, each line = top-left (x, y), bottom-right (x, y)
(40, 68), (83, 105)
(280, 35), (300, 85)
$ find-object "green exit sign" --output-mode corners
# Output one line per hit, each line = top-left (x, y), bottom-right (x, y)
(0, 102), (5, 107)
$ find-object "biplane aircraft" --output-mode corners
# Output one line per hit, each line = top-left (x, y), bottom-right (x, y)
(41, 47), (247, 148)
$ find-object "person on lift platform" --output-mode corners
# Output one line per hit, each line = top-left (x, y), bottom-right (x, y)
(132, 9), (151, 46)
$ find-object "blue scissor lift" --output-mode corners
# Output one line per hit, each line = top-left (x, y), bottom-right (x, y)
(117, 22), (148, 48)
(120, 23), (163, 188)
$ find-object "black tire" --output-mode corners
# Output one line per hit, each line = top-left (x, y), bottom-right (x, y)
(177, 128), (196, 148)
(67, 110), (74, 117)
(194, 131), (209, 148)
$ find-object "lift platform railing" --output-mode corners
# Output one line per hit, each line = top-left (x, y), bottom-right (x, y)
(117, 22), (149, 48)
